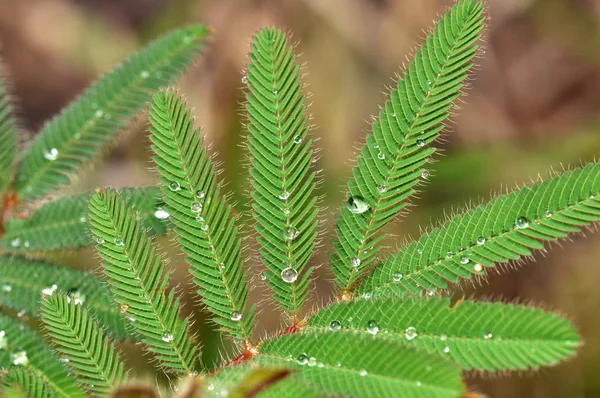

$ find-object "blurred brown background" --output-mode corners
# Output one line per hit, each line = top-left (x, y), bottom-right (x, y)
(1, 0), (600, 396)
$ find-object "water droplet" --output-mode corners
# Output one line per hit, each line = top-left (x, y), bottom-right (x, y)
(79, 215), (87, 223)
(416, 139), (425, 147)
(417, 248), (423, 255)
(459, 256), (469, 265)
(114, 237), (124, 246)
(260, 272), (267, 281)
(10, 238), (20, 248)
(377, 184), (386, 193)
(473, 263), (483, 272)
(329, 320), (342, 331)
(308, 357), (317, 367)
(162, 333), (174, 342)
(426, 290), (435, 297)
(293, 135), (302, 144)
(283, 227), (298, 241)
(241, 75), (248, 84)
(446, 251), (453, 258)
(281, 267), (298, 283)
(483, 331), (493, 339)
(17, 310), (26, 318)
(272, 89), (278, 95)
(231, 311), (242, 322)
(44, 148), (59, 161)
(200, 223), (209, 232)
(443, 346), (450, 353)
(515, 216), (529, 229)
(68, 290), (85, 305)
(392, 272), (403, 282)
(11, 350), (28, 366)
(377, 152), (385, 160)
(169, 182), (181, 191)
(41, 284), (58, 298)
(196, 190), (205, 199)
(477, 236), (486, 245)
(391, 113), (396, 117)
(297, 353), (309, 365)
(195, 214), (204, 223)
(95, 237), (105, 245)
(140, 71), (149, 79)
(279, 191), (290, 200)
(95, 110), (104, 118)
(351, 257), (361, 268)
(591, 194), (595, 199)
(359, 369), (368, 376)
(191, 202), (202, 213)
(440, 334), (448, 341)
(347, 196), (370, 214)
(282, 208), (290, 215)
(59, 357), (70, 363)
(427, 80), (432, 85)
(0, 331), (7, 350)
(545, 210), (552, 217)
(219, 263), (225, 270)
(1, 285), (11, 292)
(366, 320), (379, 335)
(154, 208), (170, 219)
(421, 171), (430, 179)
(404, 326), (418, 340)
(363, 292), (372, 300)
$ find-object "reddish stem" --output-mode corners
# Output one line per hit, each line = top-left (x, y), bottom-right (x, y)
(0, 191), (17, 236)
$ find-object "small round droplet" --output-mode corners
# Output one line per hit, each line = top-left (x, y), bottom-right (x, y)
(363, 292), (372, 300)
(347, 196), (370, 214)
(95, 110), (104, 118)
(196, 190), (205, 199)
(293, 135), (302, 144)
(440, 334), (448, 341)
(421, 171), (430, 179)
(459, 256), (469, 265)
(308, 357), (317, 367)
(377, 152), (385, 160)
(297, 353), (309, 365)
(241, 75), (248, 84)
(191, 202), (202, 213)
(154, 208), (170, 219)
(426, 290), (435, 297)
(260, 272), (267, 281)
(169, 182), (181, 191)
(351, 258), (361, 268)
(417, 249), (423, 255)
(279, 191), (290, 200)
(59, 357), (70, 363)
(200, 223), (209, 232)
(114, 237), (124, 246)
(377, 185), (386, 193)
(366, 320), (379, 335)
(140, 71), (150, 79)
(477, 236), (486, 245)
(416, 139), (425, 147)
(483, 331), (493, 340)
(79, 216), (87, 223)
(162, 333), (174, 342)
(545, 210), (552, 217)
(95, 237), (105, 245)
(281, 267), (298, 283)
(473, 263), (483, 272)
(10, 238), (20, 248)
(443, 346), (450, 353)
(515, 216), (529, 229)
(392, 272), (403, 282)
(272, 89), (278, 95)
(11, 350), (28, 366)
(44, 148), (59, 161)
(1, 285), (11, 292)
(446, 251), (453, 258)
(329, 320), (342, 331)
(231, 311), (242, 322)
(427, 80), (432, 85)
(283, 227), (298, 241)
(359, 369), (368, 376)
(195, 214), (204, 223)
(404, 326), (418, 340)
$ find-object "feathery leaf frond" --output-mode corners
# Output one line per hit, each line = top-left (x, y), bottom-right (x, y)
(358, 163), (600, 297)
(13, 25), (210, 200)
(257, 333), (463, 398)
(329, 0), (486, 293)
(0, 255), (130, 340)
(1, 187), (168, 253)
(0, 66), (18, 199)
(149, 90), (255, 342)
(1, 368), (55, 398)
(306, 297), (580, 371)
(0, 311), (85, 397)
(88, 189), (199, 374)
(245, 28), (319, 319)
(40, 293), (128, 396)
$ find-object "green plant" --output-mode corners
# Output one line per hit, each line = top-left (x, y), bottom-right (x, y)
(0, 0), (589, 396)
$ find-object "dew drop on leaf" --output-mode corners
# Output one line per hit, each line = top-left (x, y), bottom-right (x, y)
(241, 75), (248, 84)
(293, 135), (302, 144)
(308, 357), (317, 367)
(260, 272), (267, 281)
(191, 202), (202, 213)
(359, 369), (368, 376)
(297, 353), (309, 365)
(200, 223), (209, 232)
(416, 139), (425, 147)
(281, 267), (298, 283)
(154, 208), (170, 219)
(483, 331), (493, 339)
(515, 216), (529, 229)
(0, 331), (7, 350)
(79, 216), (87, 223)
(404, 326), (418, 340)
(1, 285), (11, 292)
(10, 238), (20, 248)
(446, 251), (453, 258)
(59, 357), (70, 363)
(95, 110), (104, 118)
(426, 290), (435, 297)
(366, 320), (379, 335)
(421, 171), (430, 179)
(231, 311), (242, 322)
(473, 263), (483, 272)
(347, 196), (370, 214)
(459, 256), (469, 265)
(443, 346), (450, 353)
(377, 152), (385, 160)
(545, 210), (552, 217)
(440, 334), (447, 341)
(11, 351), (28, 366)
(329, 320), (342, 331)
(196, 190), (205, 199)
(279, 191), (290, 200)
(140, 71), (149, 79)
(195, 214), (204, 223)
(392, 272), (403, 282)
(477, 236), (486, 245)
(95, 237), (105, 245)
(169, 182), (181, 191)
(283, 227), (298, 241)
(377, 184), (386, 193)
(114, 237), (124, 246)
(44, 148), (59, 161)
(162, 333), (174, 342)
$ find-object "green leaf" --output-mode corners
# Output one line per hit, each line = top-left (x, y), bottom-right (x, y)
(13, 25), (210, 200)
(40, 293), (128, 396)
(203, 366), (304, 398)
(358, 163), (600, 297)
(245, 28), (319, 318)
(0, 311), (85, 397)
(149, 90), (255, 342)
(1, 368), (55, 398)
(1, 187), (168, 253)
(88, 189), (199, 374)
(306, 297), (581, 371)
(0, 255), (130, 341)
(257, 333), (463, 398)
(329, 0), (486, 292)
(0, 66), (18, 199)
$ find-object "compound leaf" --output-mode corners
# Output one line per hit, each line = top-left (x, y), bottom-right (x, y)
(0, 65), (18, 200)
(1, 368), (56, 398)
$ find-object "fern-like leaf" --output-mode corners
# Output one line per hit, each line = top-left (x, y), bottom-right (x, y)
(40, 293), (128, 396)
(256, 333), (463, 398)
(1, 368), (55, 398)
(88, 189), (199, 374)
(0, 66), (18, 200)
(358, 163), (600, 297)
(13, 25), (210, 200)
(245, 28), (319, 319)
(149, 90), (255, 342)
(0, 311), (85, 397)
(1, 187), (168, 253)
(306, 297), (580, 371)
(329, 0), (485, 293)
(0, 255), (130, 340)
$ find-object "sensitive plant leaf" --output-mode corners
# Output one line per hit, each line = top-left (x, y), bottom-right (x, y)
(1, 368), (55, 398)
(0, 66), (18, 200)
(40, 294), (128, 396)
(257, 333), (463, 398)
(329, 0), (486, 293)
(0, 255), (130, 340)
(13, 25), (210, 200)
(88, 189), (199, 374)
(358, 163), (600, 297)
(245, 28), (320, 319)
(203, 366), (299, 398)
(1, 187), (169, 253)
(0, 311), (85, 398)
(306, 297), (581, 371)
(149, 90), (255, 342)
